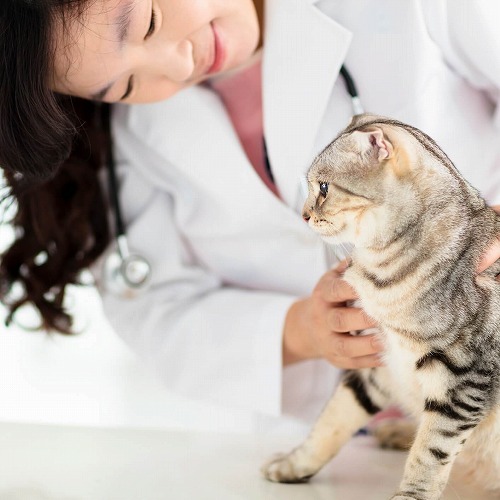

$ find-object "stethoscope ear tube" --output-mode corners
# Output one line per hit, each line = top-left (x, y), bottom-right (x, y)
(340, 65), (364, 115)
(100, 103), (152, 297)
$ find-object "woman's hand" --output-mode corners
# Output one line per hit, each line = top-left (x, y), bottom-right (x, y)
(478, 205), (500, 273)
(283, 261), (384, 369)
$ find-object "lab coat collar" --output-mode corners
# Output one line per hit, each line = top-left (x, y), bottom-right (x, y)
(262, 0), (352, 208)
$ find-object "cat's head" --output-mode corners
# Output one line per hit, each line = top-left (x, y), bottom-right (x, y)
(302, 113), (467, 247)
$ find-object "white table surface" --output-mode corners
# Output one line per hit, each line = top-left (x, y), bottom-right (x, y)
(0, 423), (496, 500)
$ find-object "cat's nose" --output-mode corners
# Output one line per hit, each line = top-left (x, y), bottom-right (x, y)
(302, 211), (311, 222)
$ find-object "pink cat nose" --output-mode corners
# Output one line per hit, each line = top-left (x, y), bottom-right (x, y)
(302, 213), (310, 222)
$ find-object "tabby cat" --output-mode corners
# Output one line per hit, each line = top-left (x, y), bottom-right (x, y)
(262, 114), (500, 499)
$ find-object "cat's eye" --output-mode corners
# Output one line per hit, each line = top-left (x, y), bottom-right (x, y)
(319, 182), (328, 197)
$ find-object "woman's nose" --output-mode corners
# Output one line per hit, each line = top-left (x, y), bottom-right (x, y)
(155, 39), (195, 82)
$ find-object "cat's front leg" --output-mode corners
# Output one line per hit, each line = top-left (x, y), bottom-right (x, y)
(393, 404), (483, 500)
(262, 368), (391, 483)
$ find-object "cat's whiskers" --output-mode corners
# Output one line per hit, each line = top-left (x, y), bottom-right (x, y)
(322, 237), (353, 268)
(339, 241), (353, 262)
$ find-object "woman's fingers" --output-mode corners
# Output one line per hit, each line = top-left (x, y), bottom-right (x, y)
(327, 333), (384, 370)
(477, 237), (500, 273)
(298, 260), (384, 370)
(327, 306), (377, 333)
(316, 268), (358, 303)
(328, 353), (384, 370)
(477, 205), (500, 273)
(327, 331), (383, 359)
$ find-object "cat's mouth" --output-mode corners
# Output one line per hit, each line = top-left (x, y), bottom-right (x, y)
(308, 218), (346, 237)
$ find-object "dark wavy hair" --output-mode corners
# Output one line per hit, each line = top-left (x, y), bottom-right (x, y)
(0, 0), (111, 332)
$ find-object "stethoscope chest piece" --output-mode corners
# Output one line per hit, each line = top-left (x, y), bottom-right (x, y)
(103, 249), (152, 298)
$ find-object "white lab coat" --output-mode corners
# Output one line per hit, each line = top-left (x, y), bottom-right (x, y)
(97, 0), (500, 427)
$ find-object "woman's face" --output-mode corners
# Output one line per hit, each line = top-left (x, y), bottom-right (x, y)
(52, 0), (260, 103)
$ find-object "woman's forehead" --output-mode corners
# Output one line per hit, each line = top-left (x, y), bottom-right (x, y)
(51, 0), (130, 96)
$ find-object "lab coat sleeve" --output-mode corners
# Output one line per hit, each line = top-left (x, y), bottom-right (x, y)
(96, 120), (297, 418)
(422, 0), (500, 122)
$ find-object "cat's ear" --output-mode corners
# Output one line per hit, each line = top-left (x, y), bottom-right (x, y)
(352, 128), (393, 162)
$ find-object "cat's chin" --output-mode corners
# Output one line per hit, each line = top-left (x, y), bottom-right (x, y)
(320, 235), (352, 246)
(309, 219), (356, 245)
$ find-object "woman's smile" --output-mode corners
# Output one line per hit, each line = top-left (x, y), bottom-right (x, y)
(207, 22), (226, 75)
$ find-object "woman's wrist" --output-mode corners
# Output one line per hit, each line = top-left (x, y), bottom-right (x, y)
(282, 298), (316, 366)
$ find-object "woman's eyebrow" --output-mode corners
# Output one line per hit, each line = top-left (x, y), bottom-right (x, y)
(116, 0), (136, 48)
(89, 1), (136, 102)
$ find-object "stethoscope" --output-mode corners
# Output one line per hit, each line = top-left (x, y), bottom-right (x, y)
(103, 65), (362, 296)
(339, 65), (364, 116)
(100, 104), (152, 297)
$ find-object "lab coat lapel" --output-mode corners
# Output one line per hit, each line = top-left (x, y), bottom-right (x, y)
(262, 0), (352, 208)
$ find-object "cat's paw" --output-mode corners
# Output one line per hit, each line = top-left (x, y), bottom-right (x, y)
(372, 418), (416, 451)
(261, 451), (317, 484)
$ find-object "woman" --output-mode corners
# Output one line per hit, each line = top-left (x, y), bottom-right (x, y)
(1, 0), (500, 422)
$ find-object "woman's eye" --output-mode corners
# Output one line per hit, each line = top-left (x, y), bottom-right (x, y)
(319, 182), (328, 197)
(145, 9), (156, 39)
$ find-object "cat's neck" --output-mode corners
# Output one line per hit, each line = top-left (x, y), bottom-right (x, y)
(347, 204), (469, 307)
(345, 204), (496, 344)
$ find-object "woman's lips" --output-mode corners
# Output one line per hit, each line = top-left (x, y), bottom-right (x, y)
(207, 22), (225, 75)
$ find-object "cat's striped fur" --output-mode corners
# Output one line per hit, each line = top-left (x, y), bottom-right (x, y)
(262, 114), (500, 499)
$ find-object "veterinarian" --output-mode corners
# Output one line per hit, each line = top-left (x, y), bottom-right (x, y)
(1, 0), (500, 425)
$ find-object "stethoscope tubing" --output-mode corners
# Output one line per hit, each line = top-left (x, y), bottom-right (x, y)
(105, 121), (126, 241)
(101, 103), (152, 293)
(340, 65), (364, 115)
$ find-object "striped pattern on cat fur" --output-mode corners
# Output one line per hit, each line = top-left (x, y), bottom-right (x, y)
(262, 113), (500, 500)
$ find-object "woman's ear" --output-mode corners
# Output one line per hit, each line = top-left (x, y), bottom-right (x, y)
(352, 127), (393, 162)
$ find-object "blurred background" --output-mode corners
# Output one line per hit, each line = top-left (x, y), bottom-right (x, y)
(0, 217), (260, 434)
